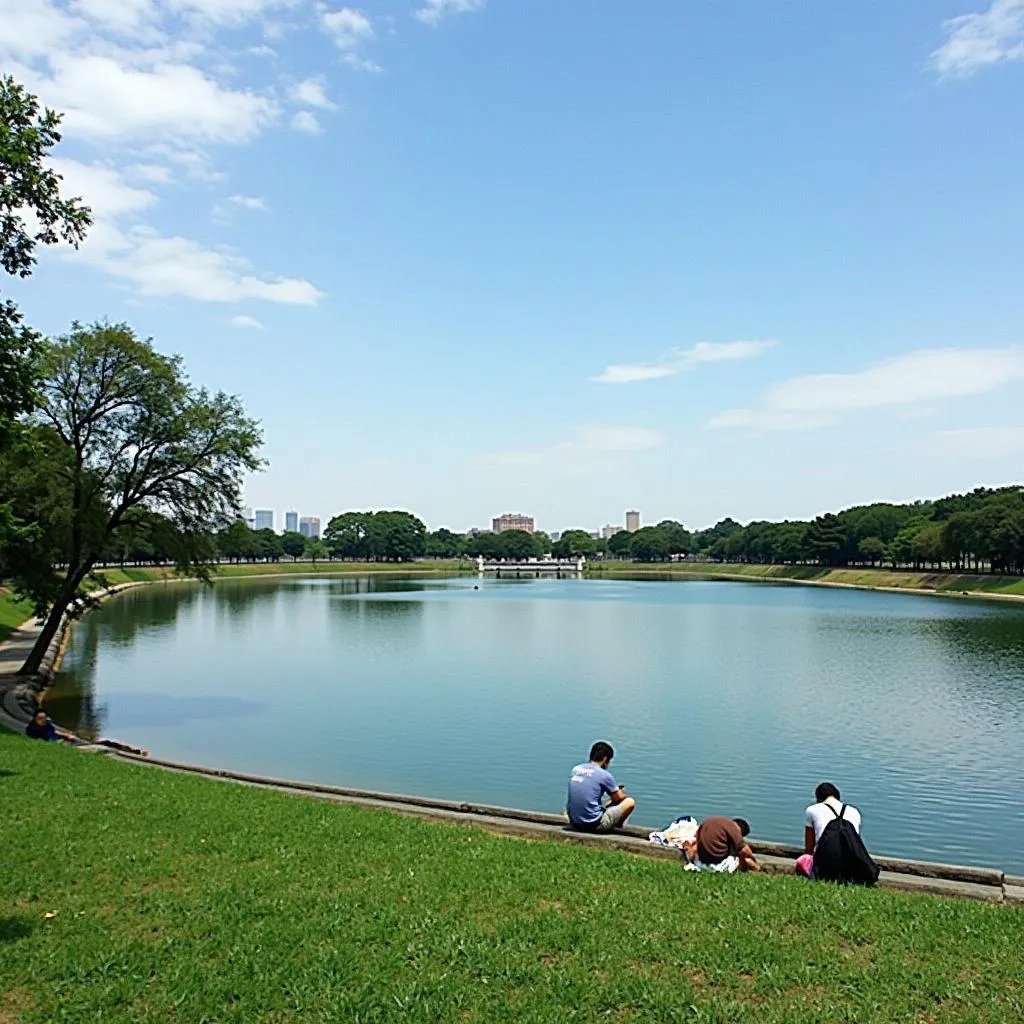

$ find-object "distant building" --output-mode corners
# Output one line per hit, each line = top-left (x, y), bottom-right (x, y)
(242, 506), (255, 529)
(285, 511), (298, 533)
(492, 513), (535, 534)
(549, 531), (561, 543)
(299, 516), (321, 539)
(601, 524), (624, 540)
(626, 510), (640, 534)
(254, 509), (274, 531)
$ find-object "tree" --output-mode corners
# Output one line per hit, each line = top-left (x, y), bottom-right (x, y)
(14, 322), (263, 675)
(304, 538), (328, 567)
(281, 530), (307, 561)
(656, 520), (691, 558)
(367, 511), (427, 561)
(858, 536), (886, 566)
(254, 527), (282, 562)
(606, 529), (631, 558)
(218, 520), (257, 563)
(425, 527), (464, 559)
(552, 530), (596, 558)
(324, 511), (371, 560)
(495, 528), (537, 560)
(1, 76), (91, 438)
(629, 526), (670, 562)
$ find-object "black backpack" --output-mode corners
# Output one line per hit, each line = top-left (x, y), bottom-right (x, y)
(812, 804), (880, 885)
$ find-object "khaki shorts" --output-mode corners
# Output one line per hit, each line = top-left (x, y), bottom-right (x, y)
(574, 802), (629, 833)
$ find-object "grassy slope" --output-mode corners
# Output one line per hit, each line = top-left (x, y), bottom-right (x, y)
(0, 589), (35, 643)
(1, 735), (1022, 1024)
(89, 560), (466, 588)
(590, 561), (1024, 597)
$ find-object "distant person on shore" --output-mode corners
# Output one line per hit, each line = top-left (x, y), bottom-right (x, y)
(25, 710), (72, 743)
(796, 782), (878, 884)
(683, 816), (761, 873)
(566, 741), (636, 832)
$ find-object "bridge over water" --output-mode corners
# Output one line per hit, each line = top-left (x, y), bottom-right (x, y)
(476, 556), (585, 576)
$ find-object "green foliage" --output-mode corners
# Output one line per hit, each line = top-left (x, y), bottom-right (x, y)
(551, 529), (597, 558)
(2, 735), (1023, 1023)
(0, 75), (91, 435)
(689, 488), (1024, 574)
(280, 530), (307, 560)
(7, 321), (263, 673)
(323, 510), (427, 562)
(628, 526), (671, 562)
(303, 538), (328, 565)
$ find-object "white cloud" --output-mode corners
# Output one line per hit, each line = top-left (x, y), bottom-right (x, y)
(932, 0), (1024, 77)
(87, 229), (325, 304)
(321, 6), (371, 46)
(71, 0), (159, 35)
(0, 0), (80, 61)
(51, 159), (324, 306)
(708, 348), (1024, 431)
(38, 54), (278, 143)
(49, 157), (157, 217)
(593, 340), (776, 385)
(228, 194), (268, 210)
(290, 75), (336, 110)
(320, 6), (381, 71)
(415, 0), (485, 25)
(936, 426), (1024, 458)
(290, 110), (322, 133)
(4, 0), (325, 310)
(477, 425), (664, 470)
(229, 314), (267, 329)
(124, 162), (174, 184)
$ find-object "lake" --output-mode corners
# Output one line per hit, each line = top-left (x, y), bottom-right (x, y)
(50, 574), (1024, 872)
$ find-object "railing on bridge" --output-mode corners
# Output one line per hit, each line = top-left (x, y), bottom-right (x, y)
(476, 555), (586, 575)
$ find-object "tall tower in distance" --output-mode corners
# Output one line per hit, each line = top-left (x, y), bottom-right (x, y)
(254, 509), (274, 531)
(285, 511), (298, 533)
(625, 510), (640, 533)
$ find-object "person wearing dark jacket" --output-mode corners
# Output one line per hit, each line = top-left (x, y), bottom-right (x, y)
(25, 710), (71, 742)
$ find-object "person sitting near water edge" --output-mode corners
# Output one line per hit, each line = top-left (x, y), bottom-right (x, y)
(796, 781), (877, 884)
(25, 709), (73, 743)
(566, 741), (636, 832)
(682, 816), (761, 873)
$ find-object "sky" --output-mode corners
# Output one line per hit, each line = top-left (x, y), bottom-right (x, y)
(3, 0), (1024, 534)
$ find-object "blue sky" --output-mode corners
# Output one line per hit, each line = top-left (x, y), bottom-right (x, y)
(4, 0), (1024, 533)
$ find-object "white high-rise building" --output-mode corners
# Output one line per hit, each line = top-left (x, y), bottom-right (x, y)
(285, 511), (298, 533)
(601, 524), (624, 540)
(626, 510), (640, 533)
(299, 516), (321, 539)
(254, 509), (274, 531)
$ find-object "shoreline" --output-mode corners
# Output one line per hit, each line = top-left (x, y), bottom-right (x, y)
(588, 563), (1024, 604)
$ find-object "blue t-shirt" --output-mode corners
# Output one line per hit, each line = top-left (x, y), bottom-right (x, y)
(567, 762), (619, 825)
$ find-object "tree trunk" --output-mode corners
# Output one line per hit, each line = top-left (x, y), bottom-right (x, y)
(18, 573), (83, 677)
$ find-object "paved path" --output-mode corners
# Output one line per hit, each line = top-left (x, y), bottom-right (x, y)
(0, 616), (47, 733)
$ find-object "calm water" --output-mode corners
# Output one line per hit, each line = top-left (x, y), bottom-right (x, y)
(51, 575), (1024, 871)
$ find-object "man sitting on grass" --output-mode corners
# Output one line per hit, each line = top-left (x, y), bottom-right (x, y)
(683, 816), (761, 873)
(566, 741), (636, 833)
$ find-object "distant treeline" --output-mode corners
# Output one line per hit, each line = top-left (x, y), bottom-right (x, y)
(100, 486), (1024, 575)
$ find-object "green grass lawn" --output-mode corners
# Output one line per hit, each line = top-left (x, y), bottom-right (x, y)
(1, 735), (1021, 1023)
(0, 588), (35, 643)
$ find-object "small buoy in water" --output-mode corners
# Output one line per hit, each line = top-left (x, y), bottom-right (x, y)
(473, 585), (479, 590)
